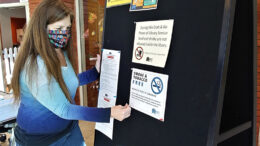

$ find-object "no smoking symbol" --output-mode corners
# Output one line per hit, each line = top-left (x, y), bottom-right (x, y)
(135, 47), (144, 60)
(151, 77), (163, 94)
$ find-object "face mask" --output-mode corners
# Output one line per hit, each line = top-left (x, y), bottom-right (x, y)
(48, 29), (71, 48)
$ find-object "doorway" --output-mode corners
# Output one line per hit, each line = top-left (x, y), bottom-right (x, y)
(84, 0), (105, 107)
(0, 1), (29, 92)
(0, 6), (27, 49)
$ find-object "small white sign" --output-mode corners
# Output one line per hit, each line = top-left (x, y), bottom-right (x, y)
(129, 68), (169, 121)
(95, 49), (121, 140)
(20, 0), (28, 2)
(132, 20), (174, 68)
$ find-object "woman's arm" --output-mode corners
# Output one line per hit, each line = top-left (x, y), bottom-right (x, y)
(28, 55), (130, 122)
(78, 54), (101, 86)
(29, 79), (111, 122)
(78, 67), (99, 86)
(26, 58), (110, 123)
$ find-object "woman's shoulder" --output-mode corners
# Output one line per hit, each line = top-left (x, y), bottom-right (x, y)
(20, 55), (47, 85)
(22, 55), (47, 77)
(34, 55), (49, 74)
(36, 55), (45, 68)
(22, 55), (44, 70)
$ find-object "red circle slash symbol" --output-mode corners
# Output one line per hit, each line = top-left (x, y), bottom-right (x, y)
(135, 47), (144, 60)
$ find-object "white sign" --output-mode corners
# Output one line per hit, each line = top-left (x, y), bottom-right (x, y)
(132, 20), (174, 68)
(20, 0), (28, 2)
(95, 49), (121, 140)
(129, 68), (169, 121)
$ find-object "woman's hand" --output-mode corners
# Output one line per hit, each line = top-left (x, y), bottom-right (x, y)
(111, 104), (131, 121)
(95, 54), (101, 73)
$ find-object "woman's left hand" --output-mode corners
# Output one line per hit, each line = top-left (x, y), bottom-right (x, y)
(95, 54), (101, 73)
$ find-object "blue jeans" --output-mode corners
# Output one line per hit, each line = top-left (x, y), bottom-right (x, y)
(16, 123), (86, 146)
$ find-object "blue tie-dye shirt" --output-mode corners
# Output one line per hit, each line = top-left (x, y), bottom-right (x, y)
(17, 52), (110, 134)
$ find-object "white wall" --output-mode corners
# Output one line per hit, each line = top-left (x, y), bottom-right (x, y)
(0, 7), (26, 49)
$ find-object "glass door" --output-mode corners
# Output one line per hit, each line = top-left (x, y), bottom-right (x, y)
(81, 0), (105, 107)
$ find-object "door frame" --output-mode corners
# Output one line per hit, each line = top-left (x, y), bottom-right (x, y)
(0, 24), (2, 51)
(75, 0), (87, 106)
(0, 24), (5, 92)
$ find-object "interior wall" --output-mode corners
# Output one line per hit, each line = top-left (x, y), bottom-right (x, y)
(0, 7), (26, 49)
(0, 0), (19, 4)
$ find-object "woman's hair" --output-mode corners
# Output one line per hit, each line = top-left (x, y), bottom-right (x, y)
(11, 0), (75, 103)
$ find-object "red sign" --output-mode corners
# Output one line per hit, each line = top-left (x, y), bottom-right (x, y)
(104, 97), (110, 102)
(135, 47), (144, 60)
(107, 56), (114, 59)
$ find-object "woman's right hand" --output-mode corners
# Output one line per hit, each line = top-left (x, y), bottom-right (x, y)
(111, 104), (131, 121)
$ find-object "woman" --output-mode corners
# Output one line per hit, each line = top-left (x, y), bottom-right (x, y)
(11, 0), (131, 145)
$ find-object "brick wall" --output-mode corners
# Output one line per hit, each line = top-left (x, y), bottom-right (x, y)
(28, 0), (80, 105)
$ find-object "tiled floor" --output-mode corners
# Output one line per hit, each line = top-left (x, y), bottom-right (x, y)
(79, 121), (95, 146)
